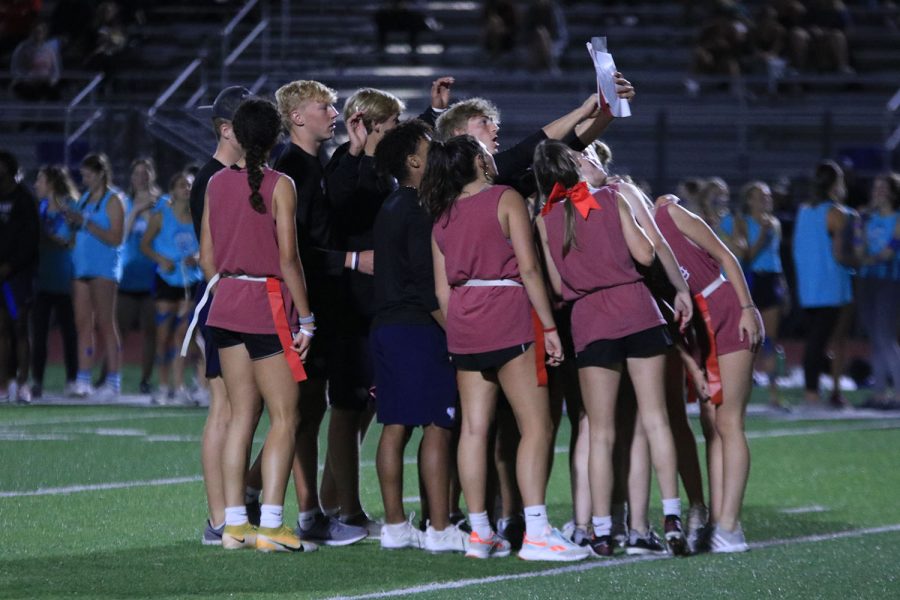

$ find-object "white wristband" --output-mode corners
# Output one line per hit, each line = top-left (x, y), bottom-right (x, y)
(298, 328), (315, 338)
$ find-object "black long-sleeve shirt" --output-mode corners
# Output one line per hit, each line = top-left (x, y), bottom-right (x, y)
(493, 129), (586, 198)
(0, 183), (39, 280)
(372, 186), (439, 329)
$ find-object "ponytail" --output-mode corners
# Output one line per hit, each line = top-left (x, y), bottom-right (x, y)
(533, 140), (582, 255)
(245, 144), (266, 213)
(420, 135), (484, 222)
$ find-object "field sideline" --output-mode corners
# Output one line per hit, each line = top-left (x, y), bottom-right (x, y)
(3, 389), (900, 599)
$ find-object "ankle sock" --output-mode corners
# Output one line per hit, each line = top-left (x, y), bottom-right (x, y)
(524, 504), (549, 538)
(224, 505), (248, 527)
(592, 515), (612, 538)
(259, 504), (283, 529)
(662, 497), (682, 518)
(469, 511), (492, 539)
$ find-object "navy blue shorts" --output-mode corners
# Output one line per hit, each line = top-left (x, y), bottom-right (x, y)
(749, 271), (787, 311)
(195, 282), (222, 378)
(371, 323), (457, 428)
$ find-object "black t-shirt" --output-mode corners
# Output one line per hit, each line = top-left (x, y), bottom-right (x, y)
(0, 183), (39, 278)
(189, 157), (225, 239)
(372, 186), (438, 328)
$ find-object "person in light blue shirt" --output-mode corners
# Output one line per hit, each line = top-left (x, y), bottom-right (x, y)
(140, 171), (202, 403)
(856, 172), (900, 407)
(30, 165), (79, 398)
(791, 160), (854, 406)
(67, 152), (125, 400)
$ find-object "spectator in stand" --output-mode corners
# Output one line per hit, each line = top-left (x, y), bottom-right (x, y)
(31, 165), (80, 400)
(117, 158), (161, 396)
(791, 160), (854, 407)
(84, 1), (129, 80)
(10, 21), (62, 102)
(691, 1), (751, 89)
(482, 0), (519, 65)
(807, 0), (855, 74)
(374, 1), (438, 55)
(523, 0), (569, 73)
(67, 152), (125, 400)
(141, 171), (202, 405)
(0, 149), (40, 404)
(771, 0), (812, 72)
(856, 172), (900, 408)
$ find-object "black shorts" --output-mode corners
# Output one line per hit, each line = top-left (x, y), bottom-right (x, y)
(209, 326), (283, 361)
(575, 325), (671, 369)
(450, 342), (532, 372)
(154, 275), (198, 303)
(749, 271), (787, 311)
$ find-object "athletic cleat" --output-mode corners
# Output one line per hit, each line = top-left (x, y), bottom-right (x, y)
(222, 522), (257, 550)
(380, 516), (425, 550)
(424, 522), (469, 554)
(202, 520), (225, 546)
(256, 524), (317, 553)
(497, 514), (525, 551)
(686, 504), (710, 553)
(246, 499), (261, 527)
(710, 524), (749, 553)
(465, 530), (511, 559)
(518, 527), (591, 562)
(297, 512), (368, 546)
(664, 515), (689, 556)
(625, 529), (668, 556)
(70, 381), (93, 398)
(341, 511), (382, 537)
(588, 534), (614, 557)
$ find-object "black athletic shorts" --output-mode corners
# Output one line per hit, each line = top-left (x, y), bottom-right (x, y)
(575, 325), (671, 369)
(209, 326), (283, 361)
(450, 342), (532, 372)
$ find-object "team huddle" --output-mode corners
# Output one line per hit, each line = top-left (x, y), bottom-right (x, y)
(190, 73), (761, 560)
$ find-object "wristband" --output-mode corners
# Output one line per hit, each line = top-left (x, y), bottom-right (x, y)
(741, 304), (756, 310)
(298, 327), (315, 338)
(351, 251), (359, 271)
(298, 313), (316, 325)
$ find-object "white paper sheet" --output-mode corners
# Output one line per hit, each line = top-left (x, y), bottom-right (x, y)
(586, 36), (631, 118)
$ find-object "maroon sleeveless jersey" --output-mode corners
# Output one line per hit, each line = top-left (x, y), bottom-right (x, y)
(206, 166), (297, 334)
(432, 185), (533, 354)
(543, 186), (663, 352)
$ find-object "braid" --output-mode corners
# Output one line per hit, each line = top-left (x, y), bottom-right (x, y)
(245, 144), (266, 214)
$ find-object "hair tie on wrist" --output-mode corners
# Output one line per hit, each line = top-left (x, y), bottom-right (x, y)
(298, 328), (315, 338)
(543, 326), (557, 333)
(298, 313), (316, 325)
(351, 251), (359, 271)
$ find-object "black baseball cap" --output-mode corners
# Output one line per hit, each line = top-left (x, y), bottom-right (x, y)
(196, 86), (251, 121)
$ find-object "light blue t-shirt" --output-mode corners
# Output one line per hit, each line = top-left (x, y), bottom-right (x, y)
(73, 188), (122, 282)
(152, 198), (202, 288)
(859, 211), (900, 280)
(118, 196), (158, 293)
(792, 202), (853, 308)
(36, 198), (75, 294)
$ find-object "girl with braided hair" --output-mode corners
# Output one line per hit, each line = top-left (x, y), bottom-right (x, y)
(200, 97), (316, 553)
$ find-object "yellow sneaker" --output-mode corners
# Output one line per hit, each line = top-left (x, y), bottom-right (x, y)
(256, 524), (318, 553)
(222, 522), (256, 550)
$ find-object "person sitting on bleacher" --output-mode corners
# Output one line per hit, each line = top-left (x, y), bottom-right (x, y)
(10, 21), (61, 102)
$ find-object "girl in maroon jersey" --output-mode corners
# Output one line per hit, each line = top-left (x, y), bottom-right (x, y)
(532, 140), (688, 557)
(422, 135), (589, 562)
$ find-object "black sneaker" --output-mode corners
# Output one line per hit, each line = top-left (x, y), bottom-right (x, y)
(664, 515), (689, 556)
(625, 529), (667, 556)
(246, 499), (261, 527)
(589, 534), (614, 557)
(496, 514), (525, 551)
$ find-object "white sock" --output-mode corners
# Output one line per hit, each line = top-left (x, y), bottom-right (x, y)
(385, 519), (409, 531)
(592, 515), (612, 538)
(524, 505), (549, 538)
(662, 497), (682, 518)
(260, 504), (284, 529)
(298, 509), (321, 529)
(224, 505), (248, 527)
(469, 511), (492, 540)
(244, 486), (261, 504)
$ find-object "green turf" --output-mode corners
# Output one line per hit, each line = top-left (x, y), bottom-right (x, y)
(3, 396), (900, 598)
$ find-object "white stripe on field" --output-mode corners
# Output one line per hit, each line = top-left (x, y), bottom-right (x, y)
(328, 524), (900, 600)
(0, 411), (188, 428)
(780, 504), (829, 514)
(3, 420), (899, 498)
(0, 475), (203, 498)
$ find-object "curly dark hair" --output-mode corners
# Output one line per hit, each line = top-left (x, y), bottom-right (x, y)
(232, 97), (281, 214)
(373, 118), (433, 186)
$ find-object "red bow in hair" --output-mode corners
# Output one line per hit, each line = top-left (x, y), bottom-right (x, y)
(540, 181), (601, 218)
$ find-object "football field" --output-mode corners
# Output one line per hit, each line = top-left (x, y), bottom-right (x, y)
(3, 387), (900, 599)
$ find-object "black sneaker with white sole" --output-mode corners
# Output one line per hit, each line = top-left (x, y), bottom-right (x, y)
(625, 529), (668, 556)
(664, 514), (689, 556)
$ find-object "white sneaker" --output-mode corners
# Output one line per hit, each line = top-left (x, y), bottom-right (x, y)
(465, 530), (511, 559)
(64, 381), (79, 397)
(172, 387), (195, 406)
(152, 386), (171, 405)
(519, 527), (591, 562)
(710, 524), (749, 553)
(561, 520), (575, 541)
(424, 523), (468, 554)
(94, 383), (120, 403)
(16, 383), (32, 404)
(192, 386), (210, 407)
(70, 380), (93, 398)
(380, 516), (424, 550)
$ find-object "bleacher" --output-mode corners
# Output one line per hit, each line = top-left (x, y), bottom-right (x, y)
(2, 0), (898, 192)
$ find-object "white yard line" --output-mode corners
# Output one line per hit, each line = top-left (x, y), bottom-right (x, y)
(328, 524), (900, 600)
(0, 411), (188, 428)
(3, 420), (899, 498)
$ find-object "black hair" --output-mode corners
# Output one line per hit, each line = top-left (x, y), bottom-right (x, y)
(419, 135), (486, 221)
(0, 149), (19, 179)
(812, 159), (843, 204)
(373, 118), (433, 186)
(533, 139), (582, 255)
(232, 97), (281, 214)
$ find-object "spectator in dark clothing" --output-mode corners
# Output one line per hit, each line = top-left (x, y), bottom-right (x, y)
(0, 149), (40, 404)
(523, 0), (569, 73)
(374, 0), (439, 54)
(482, 0), (519, 64)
